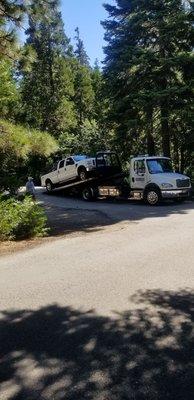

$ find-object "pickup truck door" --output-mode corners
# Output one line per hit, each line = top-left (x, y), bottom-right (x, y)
(48, 162), (59, 184)
(58, 160), (66, 183)
(131, 159), (146, 189)
(65, 157), (77, 180)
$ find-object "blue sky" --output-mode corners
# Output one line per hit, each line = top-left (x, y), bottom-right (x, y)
(61, 0), (115, 66)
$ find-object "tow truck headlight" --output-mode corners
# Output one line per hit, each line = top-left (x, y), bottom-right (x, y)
(161, 183), (174, 189)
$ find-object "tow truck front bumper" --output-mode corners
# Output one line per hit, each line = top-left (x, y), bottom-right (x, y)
(161, 189), (192, 199)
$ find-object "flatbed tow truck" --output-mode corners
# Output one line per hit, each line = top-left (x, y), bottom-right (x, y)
(42, 151), (192, 205)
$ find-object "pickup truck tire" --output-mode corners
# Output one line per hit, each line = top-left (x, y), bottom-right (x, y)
(78, 167), (87, 181)
(144, 186), (161, 206)
(45, 179), (53, 193)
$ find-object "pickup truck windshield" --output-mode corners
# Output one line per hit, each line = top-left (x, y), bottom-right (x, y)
(73, 155), (88, 161)
(147, 159), (173, 174)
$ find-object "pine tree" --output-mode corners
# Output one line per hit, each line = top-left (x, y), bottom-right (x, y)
(102, 0), (194, 163)
(73, 29), (94, 131)
(74, 27), (90, 67)
(91, 59), (103, 121)
(0, 0), (25, 58)
(20, 0), (76, 136)
(0, 56), (19, 117)
(90, 59), (113, 150)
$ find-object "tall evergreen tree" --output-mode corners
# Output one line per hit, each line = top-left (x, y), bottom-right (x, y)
(73, 28), (94, 131)
(90, 59), (113, 149)
(0, 0), (25, 58)
(74, 27), (90, 67)
(0, 56), (19, 117)
(21, 0), (76, 136)
(102, 0), (194, 163)
(91, 59), (103, 121)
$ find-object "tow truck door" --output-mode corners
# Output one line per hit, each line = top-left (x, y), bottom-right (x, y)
(131, 159), (146, 189)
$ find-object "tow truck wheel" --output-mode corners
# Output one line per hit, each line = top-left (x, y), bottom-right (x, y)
(78, 168), (87, 181)
(144, 187), (161, 206)
(46, 180), (53, 193)
(82, 187), (95, 201)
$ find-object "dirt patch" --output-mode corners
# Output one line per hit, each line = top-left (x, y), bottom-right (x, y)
(0, 238), (43, 256)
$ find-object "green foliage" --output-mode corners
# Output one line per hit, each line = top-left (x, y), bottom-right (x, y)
(74, 27), (90, 67)
(79, 119), (111, 154)
(0, 196), (48, 241)
(0, 56), (19, 117)
(73, 61), (95, 129)
(20, 0), (75, 136)
(0, 119), (58, 192)
(58, 119), (114, 156)
(102, 0), (194, 168)
(0, 119), (58, 157)
(0, 0), (25, 58)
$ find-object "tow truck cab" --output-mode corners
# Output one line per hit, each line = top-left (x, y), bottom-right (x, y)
(129, 156), (192, 205)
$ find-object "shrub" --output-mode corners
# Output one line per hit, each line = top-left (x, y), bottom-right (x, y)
(0, 119), (58, 193)
(0, 196), (48, 241)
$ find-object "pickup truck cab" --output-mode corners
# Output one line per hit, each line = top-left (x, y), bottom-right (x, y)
(130, 156), (192, 205)
(41, 155), (96, 192)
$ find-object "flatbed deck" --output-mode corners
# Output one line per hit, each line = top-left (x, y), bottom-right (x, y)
(45, 173), (125, 194)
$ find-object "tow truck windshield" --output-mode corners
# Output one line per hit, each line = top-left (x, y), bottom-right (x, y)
(147, 158), (173, 174)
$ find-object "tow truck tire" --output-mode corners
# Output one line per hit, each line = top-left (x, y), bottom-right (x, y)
(78, 167), (87, 181)
(46, 179), (53, 193)
(82, 187), (95, 201)
(144, 186), (161, 206)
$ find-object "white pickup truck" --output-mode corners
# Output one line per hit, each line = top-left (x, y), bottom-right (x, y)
(41, 155), (96, 192)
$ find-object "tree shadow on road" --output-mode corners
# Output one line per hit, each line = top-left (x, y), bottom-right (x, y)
(0, 289), (194, 400)
(44, 203), (113, 236)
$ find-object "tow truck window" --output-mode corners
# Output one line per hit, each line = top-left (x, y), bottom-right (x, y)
(147, 159), (173, 174)
(99, 154), (120, 167)
(104, 155), (112, 166)
(110, 154), (120, 167)
(96, 156), (105, 167)
(134, 160), (145, 174)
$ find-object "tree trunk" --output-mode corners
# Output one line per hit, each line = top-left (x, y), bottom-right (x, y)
(180, 146), (185, 173)
(146, 108), (155, 156)
(172, 132), (180, 172)
(161, 102), (171, 157)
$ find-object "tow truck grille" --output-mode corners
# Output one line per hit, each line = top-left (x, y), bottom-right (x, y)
(176, 179), (190, 188)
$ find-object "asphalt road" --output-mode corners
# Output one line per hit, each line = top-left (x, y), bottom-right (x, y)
(0, 191), (194, 400)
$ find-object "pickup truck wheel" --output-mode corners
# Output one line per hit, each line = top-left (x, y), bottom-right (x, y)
(144, 187), (161, 206)
(82, 187), (95, 201)
(46, 180), (53, 193)
(78, 168), (87, 181)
